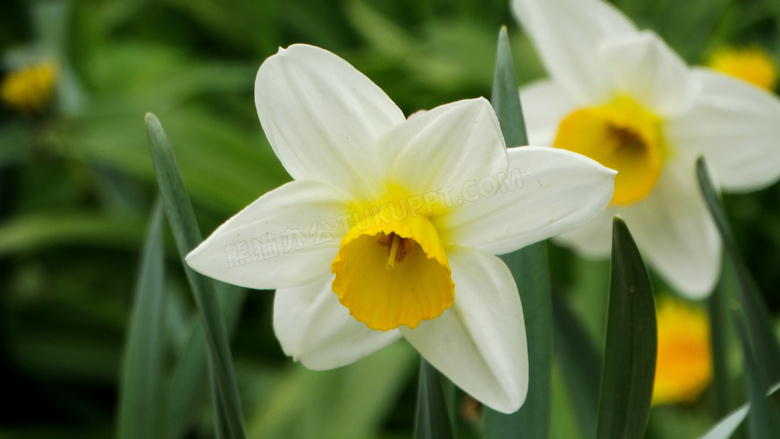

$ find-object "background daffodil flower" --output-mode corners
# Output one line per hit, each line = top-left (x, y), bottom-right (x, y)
(652, 296), (712, 407)
(186, 44), (616, 413)
(512, 0), (780, 298)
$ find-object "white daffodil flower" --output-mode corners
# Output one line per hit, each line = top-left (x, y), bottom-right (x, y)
(186, 44), (615, 413)
(512, 0), (780, 298)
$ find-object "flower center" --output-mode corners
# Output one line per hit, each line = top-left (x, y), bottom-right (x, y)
(330, 214), (455, 331)
(554, 96), (665, 206)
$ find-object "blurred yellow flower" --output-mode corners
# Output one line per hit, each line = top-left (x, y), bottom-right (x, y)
(652, 296), (712, 406)
(1, 60), (59, 114)
(708, 47), (777, 91)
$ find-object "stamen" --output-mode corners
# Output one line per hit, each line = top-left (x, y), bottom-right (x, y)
(387, 234), (400, 270)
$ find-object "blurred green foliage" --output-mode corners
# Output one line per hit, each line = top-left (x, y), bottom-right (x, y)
(0, 0), (779, 438)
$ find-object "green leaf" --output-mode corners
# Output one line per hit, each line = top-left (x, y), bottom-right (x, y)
(696, 157), (780, 387)
(116, 200), (167, 439)
(701, 406), (750, 439)
(700, 383), (780, 439)
(732, 313), (780, 438)
(414, 358), (454, 439)
(760, 0), (780, 29)
(708, 268), (736, 419)
(490, 26), (528, 148)
(0, 213), (147, 256)
(166, 283), (247, 439)
(595, 217), (656, 439)
(146, 113), (247, 439)
(332, 345), (420, 437)
(553, 291), (601, 438)
(485, 26), (551, 439)
(246, 342), (416, 439)
(0, 123), (31, 167)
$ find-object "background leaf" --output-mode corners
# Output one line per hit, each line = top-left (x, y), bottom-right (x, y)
(732, 312), (780, 438)
(552, 290), (601, 438)
(708, 264), (737, 420)
(116, 201), (166, 439)
(595, 217), (656, 439)
(414, 358), (454, 439)
(166, 283), (246, 439)
(146, 113), (247, 439)
(697, 158), (780, 387)
(699, 406), (750, 439)
(245, 341), (416, 439)
(484, 25), (552, 439)
(699, 383), (780, 439)
(0, 213), (147, 257)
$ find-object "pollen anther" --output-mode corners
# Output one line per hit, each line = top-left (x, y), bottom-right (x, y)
(377, 232), (415, 270)
(387, 235), (400, 270)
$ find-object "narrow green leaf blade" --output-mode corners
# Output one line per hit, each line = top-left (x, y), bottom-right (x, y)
(490, 26), (528, 148)
(595, 217), (656, 439)
(166, 284), (247, 439)
(699, 383), (780, 439)
(414, 358), (454, 439)
(146, 113), (247, 439)
(0, 213), (147, 256)
(700, 406), (750, 439)
(553, 291), (602, 438)
(117, 200), (167, 439)
(708, 274), (735, 419)
(732, 312), (780, 438)
(485, 26), (551, 439)
(696, 157), (780, 386)
(146, 113), (205, 256)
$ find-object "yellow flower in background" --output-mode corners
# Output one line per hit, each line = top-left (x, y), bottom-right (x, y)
(186, 44), (616, 413)
(708, 47), (777, 91)
(512, 0), (780, 299)
(652, 297), (712, 406)
(1, 60), (59, 114)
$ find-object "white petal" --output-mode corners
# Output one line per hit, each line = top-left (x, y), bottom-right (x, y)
(520, 79), (579, 146)
(376, 98), (508, 204)
(511, 0), (637, 104)
(599, 31), (695, 117)
(622, 158), (721, 298)
(553, 207), (618, 258)
(665, 68), (780, 192)
(401, 248), (528, 413)
(186, 180), (350, 290)
(439, 147), (616, 255)
(255, 44), (406, 200)
(274, 274), (402, 370)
